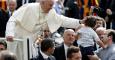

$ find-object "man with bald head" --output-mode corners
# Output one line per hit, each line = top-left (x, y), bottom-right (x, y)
(5, 0), (81, 59)
(96, 27), (106, 44)
(53, 29), (76, 60)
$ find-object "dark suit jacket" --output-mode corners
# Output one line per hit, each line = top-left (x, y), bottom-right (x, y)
(31, 51), (56, 60)
(53, 44), (66, 60)
(0, 9), (9, 37)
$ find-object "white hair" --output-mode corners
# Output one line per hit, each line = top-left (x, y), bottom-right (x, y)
(64, 29), (75, 35)
(96, 27), (106, 32)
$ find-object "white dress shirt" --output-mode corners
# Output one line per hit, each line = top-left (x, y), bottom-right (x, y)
(40, 50), (49, 59)
(64, 44), (69, 60)
(77, 27), (100, 47)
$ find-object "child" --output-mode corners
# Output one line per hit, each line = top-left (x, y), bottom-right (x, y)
(94, 16), (106, 30)
(76, 16), (105, 60)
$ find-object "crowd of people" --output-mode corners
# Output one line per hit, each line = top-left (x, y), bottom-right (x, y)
(0, 0), (115, 60)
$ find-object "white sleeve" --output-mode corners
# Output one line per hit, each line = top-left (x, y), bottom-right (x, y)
(58, 15), (80, 28)
(93, 31), (100, 42)
(5, 16), (16, 37)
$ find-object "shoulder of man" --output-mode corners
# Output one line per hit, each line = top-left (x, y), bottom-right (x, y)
(105, 45), (115, 60)
(55, 43), (64, 49)
(49, 55), (56, 60)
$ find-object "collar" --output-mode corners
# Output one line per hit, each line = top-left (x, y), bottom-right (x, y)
(40, 50), (49, 59)
(64, 43), (69, 51)
(39, 4), (44, 13)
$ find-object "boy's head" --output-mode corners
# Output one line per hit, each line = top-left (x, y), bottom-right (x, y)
(95, 16), (105, 28)
(84, 16), (96, 28)
(67, 46), (82, 60)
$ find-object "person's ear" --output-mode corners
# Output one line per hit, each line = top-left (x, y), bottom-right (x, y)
(108, 36), (112, 44)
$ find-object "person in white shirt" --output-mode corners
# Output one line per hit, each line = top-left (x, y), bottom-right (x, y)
(76, 16), (105, 60)
(5, 0), (82, 59)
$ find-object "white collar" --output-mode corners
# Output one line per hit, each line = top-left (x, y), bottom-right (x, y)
(64, 43), (69, 50)
(64, 43), (69, 60)
(40, 50), (49, 59)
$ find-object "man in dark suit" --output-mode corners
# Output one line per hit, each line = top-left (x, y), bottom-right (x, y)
(31, 38), (56, 60)
(53, 43), (66, 60)
(53, 29), (76, 60)
(0, 8), (9, 37)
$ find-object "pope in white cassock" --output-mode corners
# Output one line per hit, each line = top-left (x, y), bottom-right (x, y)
(5, 0), (81, 60)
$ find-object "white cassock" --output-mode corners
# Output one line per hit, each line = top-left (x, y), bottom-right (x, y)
(5, 3), (80, 60)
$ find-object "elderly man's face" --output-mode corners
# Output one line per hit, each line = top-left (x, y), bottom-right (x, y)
(63, 30), (75, 46)
(8, 1), (17, 12)
(41, 0), (54, 13)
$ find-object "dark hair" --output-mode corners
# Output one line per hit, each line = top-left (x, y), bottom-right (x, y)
(0, 40), (7, 49)
(0, 50), (17, 60)
(108, 30), (115, 43)
(41, 38), (55, 52)
(84, 16), (96, 28)
(67, 46), (80, 58)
